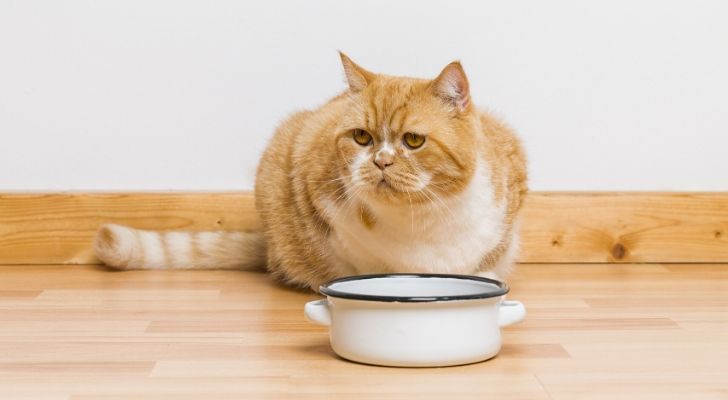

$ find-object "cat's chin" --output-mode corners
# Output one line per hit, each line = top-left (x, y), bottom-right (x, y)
(362, 181), (421, 206)
(369, 177), (403, 195)
(358, 181), (395, 201)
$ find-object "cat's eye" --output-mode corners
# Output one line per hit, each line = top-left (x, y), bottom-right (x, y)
(352, 129), (373, 146)
(403, 132), (426, 149)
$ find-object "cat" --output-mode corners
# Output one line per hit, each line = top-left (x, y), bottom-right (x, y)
(94, 53), (527, 292)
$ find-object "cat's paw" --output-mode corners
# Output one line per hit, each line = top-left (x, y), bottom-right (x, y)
(475, 270), (501, 281)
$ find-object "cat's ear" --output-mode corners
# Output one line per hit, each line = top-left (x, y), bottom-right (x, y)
(339, 52), (374, 92)
(431, 61), (471, 111)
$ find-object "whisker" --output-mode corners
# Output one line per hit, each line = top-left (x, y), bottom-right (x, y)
(414, 187), (452, 225)
(329, 182), (363, 225)
(304, 176), (350, 184)
(423, 186), (457, 222)
(405, 188), (415, 234)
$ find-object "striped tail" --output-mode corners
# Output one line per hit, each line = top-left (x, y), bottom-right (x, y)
(93, 224), (266, 270)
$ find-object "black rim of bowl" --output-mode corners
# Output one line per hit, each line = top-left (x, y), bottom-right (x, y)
(319, 273), (509, 303)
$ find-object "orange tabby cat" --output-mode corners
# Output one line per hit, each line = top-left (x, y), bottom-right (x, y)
(94, 53), (527, 291)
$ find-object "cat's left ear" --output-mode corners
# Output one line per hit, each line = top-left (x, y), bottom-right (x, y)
(431, 61), (471, 112)
(339, 52), (375, 92)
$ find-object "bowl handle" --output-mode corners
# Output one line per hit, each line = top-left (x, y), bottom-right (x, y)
(304, 299), (331, 326)
(498, 300), (526, 327)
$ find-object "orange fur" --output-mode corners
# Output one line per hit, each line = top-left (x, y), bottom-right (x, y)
(255, 54), (527, 289)
(95, 54), (527, 292)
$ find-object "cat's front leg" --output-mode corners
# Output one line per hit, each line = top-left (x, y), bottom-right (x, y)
(475, 270), (501, 281)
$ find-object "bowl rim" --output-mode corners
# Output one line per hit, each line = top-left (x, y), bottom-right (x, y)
(319, 273), (509, 303)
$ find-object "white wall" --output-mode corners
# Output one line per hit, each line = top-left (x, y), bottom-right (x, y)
(1, 0), (726, 191)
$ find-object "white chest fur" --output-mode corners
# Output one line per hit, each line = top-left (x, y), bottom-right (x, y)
(324, 163), (506, 275)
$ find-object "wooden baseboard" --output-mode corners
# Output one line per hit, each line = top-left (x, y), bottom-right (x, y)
(1, 192), (726, 265)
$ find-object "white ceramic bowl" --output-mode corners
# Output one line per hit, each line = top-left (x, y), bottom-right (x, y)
(304, 274), (525, 367)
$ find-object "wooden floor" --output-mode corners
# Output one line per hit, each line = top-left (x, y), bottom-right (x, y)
(1, 264), (727, 399)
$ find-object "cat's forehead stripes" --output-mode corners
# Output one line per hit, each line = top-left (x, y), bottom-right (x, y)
(364, 84), (380, 131)
(387, 103), (410, 134)
(363, 80), (416, 135)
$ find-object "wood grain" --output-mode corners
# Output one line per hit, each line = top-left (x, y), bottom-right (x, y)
(1, 192), (727, 264)
(0, 263), (726, 399)
(520, 192), (728, 263)
(0, 193), (259, 264)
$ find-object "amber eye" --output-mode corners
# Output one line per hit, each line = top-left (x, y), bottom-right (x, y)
(352, 129), (373, 146)
(403, 132), (426, 149)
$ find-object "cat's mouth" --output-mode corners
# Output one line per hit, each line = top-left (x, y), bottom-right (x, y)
(377, 178), (392, 190)
(375, 176), (407, 194)
(362, 173), (409, 195)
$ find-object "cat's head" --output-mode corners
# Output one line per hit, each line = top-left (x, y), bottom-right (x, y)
(335, 53), (479, 206)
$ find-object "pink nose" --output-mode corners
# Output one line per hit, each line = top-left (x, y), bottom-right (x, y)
(374, 154), (394, 170)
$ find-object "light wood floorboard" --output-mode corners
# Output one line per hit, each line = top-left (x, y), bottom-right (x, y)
(0, 264), (727, 399)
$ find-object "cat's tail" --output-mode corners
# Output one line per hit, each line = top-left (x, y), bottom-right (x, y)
(93, 224), (266, 270)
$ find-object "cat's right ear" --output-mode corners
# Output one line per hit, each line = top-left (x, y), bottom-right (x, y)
(339, 52), (374, 92)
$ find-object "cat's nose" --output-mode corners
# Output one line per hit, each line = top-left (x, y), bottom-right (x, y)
(374, 153), (394, 170)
